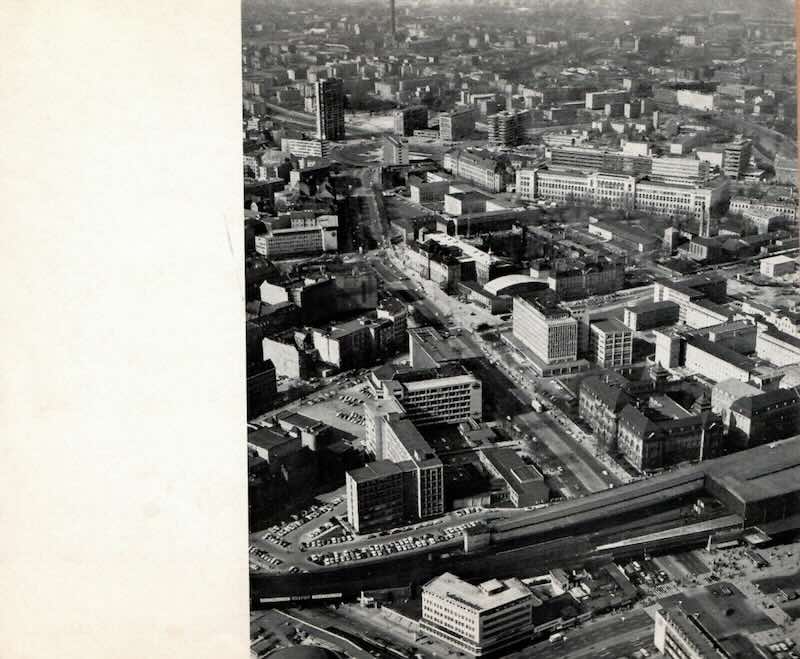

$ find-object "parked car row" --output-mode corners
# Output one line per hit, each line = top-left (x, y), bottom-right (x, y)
(261, 497), (343, 544)
(307, 520), (483, 566)
(249, 545), (282, 569)
(337, 410), (365, 425)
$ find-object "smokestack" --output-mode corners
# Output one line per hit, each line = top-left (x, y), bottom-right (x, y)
(390, 0), (396, 42)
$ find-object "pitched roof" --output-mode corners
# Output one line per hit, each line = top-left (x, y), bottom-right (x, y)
(729, 389), (800, 417)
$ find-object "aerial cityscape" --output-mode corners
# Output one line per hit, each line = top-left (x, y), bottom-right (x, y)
(242, 1), (800, 657)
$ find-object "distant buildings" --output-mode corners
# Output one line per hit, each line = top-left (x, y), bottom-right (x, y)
(585, 89), (629, 110)
(420, 573), (534, 657)
(515, 167), (726, 219)
(314, 78), (345, 141)
(760, 255), (795, 278)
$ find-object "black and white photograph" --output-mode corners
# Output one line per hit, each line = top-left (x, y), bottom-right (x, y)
(2, 1), (799, 658)
(242, 1), (800, 658)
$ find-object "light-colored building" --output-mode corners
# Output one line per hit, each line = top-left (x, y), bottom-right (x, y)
(281, 137), (332, 158)
(675, 89), (717, 111)
(590, 319), (633, 368)
(755, 328), (800, 367)
(443, 149), (508, 192)
(654, 607), (721, 659)
(255, 214), (338, 259)
(444, 190), (490, 216)
(513, 296), (578, 365)
(649, 156), (709, 186)
(420, 573), (533, 657)
(367, 363), (482, 427)
(585, 89), (629, 110)
(516, 168), (725, 218)
(711, 378), (762, 426)
(383, 134), (409, 165)
(760, 254), (795, 278)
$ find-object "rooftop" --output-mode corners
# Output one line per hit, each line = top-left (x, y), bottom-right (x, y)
(424, 572), (531, 612)
(387, 418), (440, 466)
(347, 460), (403, 484)
(591, 318), (631, 335)
(686, 336), (757, 372)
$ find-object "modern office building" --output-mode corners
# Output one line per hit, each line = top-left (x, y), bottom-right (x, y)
(394, 105), (429, 136)
(281, 137), (332, 158)
(420, 573), (534, 657)
(383, 134), (409, 165)
(486, 109), (530, 147)
(654, 607), (722, 659)
(367, 362), (483, 427)
(345, 461), (404, 533)
(722, 137), (752, 179)
(585, 89), (629, 110)
(590, 319), (633, 368)
(439, 107), (475, 141)
(255, 214), (339, 259)
(513, 296), (578, 367)
(649, 156), (710, 186)
(760, 255), (795, 278)
(314, 78), (345, 141)
(312, 316), (396, 370)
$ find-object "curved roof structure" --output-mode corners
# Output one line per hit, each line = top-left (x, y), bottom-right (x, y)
(484, 274), (539, 296)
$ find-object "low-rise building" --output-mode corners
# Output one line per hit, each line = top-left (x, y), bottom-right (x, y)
(760, 255), (796, 278)
(443, 149), (511, 193)
(421, 573), (534, 657)
(479, 448), (549, 507)
(255, 213), (338, 260)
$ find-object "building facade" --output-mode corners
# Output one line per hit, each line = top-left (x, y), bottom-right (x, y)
(590, 319), (633, 368)
(315, 77), (345, 141)
(421, 573), (534, 657)
(513, 296), (578, 364)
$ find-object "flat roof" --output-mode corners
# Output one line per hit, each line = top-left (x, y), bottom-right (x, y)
(387, 418), (440, 466)
(424, 572), (531, 612)
(625, 299), (680, 314)
(347, 460), (403, 484)
(591, 318), (631, 335)
(247, 427), (297, 450)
